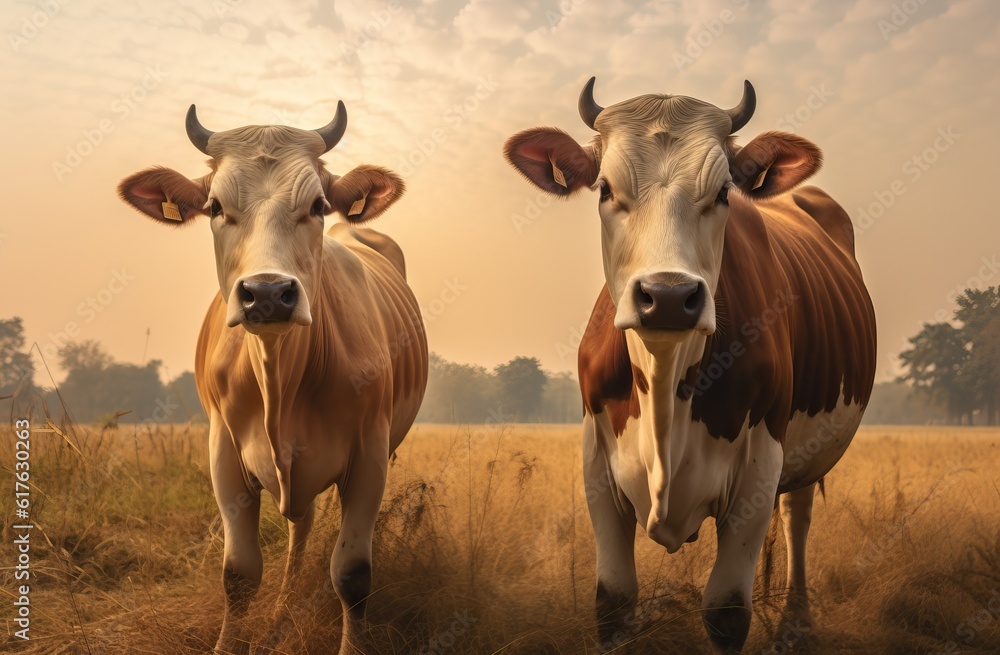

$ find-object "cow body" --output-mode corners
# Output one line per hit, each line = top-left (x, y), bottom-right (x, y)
(118, 105), (426, 655)
(581, 185), (875, 549)
(196, 224), (426, 519)
(504, 80), (876, 653)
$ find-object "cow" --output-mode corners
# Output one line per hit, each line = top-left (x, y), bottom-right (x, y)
(503, 78), (876, 653)
(117, 102), (428, 655)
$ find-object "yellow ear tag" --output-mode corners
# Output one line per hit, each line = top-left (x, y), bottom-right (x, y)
(752, 167), (769, 191)
(551, 160), (567, 188)
(348, 196), (366, 217)
(161, 200), (182, 221)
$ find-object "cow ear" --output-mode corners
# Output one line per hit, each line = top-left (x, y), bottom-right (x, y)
(504, 127), (598, 196)
(118, 167), (209, 225)
(324, 165), (405, 224)
(730, 131), (823, 199)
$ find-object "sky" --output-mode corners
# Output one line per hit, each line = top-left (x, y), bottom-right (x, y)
(1, 0), (998, 385)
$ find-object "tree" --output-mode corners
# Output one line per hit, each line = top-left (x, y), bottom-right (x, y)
(861, 381), (947, 425)
(495, 356), (547, 422)
(167, 371), (207, 423)
(417, 353), (497, 423)
(955, 287), (1000, 425)
(59, 340), (111, 372)
(0, 317), (40, 415)
(58, 341), (169, 424)
(540, 371), (581, 423)
(899, 322), (974, 424)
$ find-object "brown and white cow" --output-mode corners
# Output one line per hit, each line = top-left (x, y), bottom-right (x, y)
(118, 104), (428, 655)
(504, 79), (876, 653)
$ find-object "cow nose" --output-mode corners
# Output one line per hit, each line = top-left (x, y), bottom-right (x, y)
(238, 277), (298, 324)
(632, 274), (706, 330)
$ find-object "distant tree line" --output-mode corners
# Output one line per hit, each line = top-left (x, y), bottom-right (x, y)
(860, 381), (947, 425)
(10, 285), (998, 429)
(898, 287), (1000, 425)
(416, 353), (580, 424)
(0, 317), (583, 426)
(0, 317), (202, 425)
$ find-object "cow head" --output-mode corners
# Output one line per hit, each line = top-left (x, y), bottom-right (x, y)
(504, 78), (821, 343)
(118, 103), (404, 336)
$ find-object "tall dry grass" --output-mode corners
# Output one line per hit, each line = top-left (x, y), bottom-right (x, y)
(2, 422), (1000, 654)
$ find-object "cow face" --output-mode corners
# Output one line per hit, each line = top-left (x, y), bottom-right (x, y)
(119, 103), (404, 336)
(504, 79), (821, 343)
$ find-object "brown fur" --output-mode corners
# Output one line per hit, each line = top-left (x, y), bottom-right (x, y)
(580, 187), (876, 442)
(503, 127), (599, 195)
(117, 167), (211, 225)
(323, 164), (406, 224)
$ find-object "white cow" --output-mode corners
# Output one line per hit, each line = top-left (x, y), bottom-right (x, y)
(504, 78), (876, 653)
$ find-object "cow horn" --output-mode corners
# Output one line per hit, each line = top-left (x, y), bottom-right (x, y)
(315, 100), (348, 153)
(186, 105), (214, 155)
(725, 80), (756, 134)
(579, 76), (603, 131)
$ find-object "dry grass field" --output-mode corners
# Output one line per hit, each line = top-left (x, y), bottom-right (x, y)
(2, 421), (1000, 655)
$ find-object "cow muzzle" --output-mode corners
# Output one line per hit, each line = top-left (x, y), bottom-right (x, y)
(614, 272), (713, 335)
(226, 273), (312, 332)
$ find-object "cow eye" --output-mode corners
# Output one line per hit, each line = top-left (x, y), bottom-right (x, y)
(599, 181), (613, 203)
(716, 184), (730, 206)
(311, 197), (327, 217)
(209, 198), (223, 218)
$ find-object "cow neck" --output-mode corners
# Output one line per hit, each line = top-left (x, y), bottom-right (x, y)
(242, 287), (327, 518)
(626, 330), (707, 496)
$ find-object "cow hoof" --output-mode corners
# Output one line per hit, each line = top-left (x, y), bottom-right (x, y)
(772, 610), (815, 653)
(703, 599), (750, 655)
(595, 581), (637, 651)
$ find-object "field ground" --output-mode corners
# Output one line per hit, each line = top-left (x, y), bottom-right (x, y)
(2, 423), (1000, 654)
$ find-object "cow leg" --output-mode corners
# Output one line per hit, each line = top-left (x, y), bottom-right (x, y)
(277, 503), (315, 607)
(703, 463), (781, 655)
(771, 484), (818, 653)
(583, 414), (638, 652)
(267, 502), (316, 645)
(779, 483), (815, 622)
(210, 417), (263, 655)
(330, 446), (388, 655)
